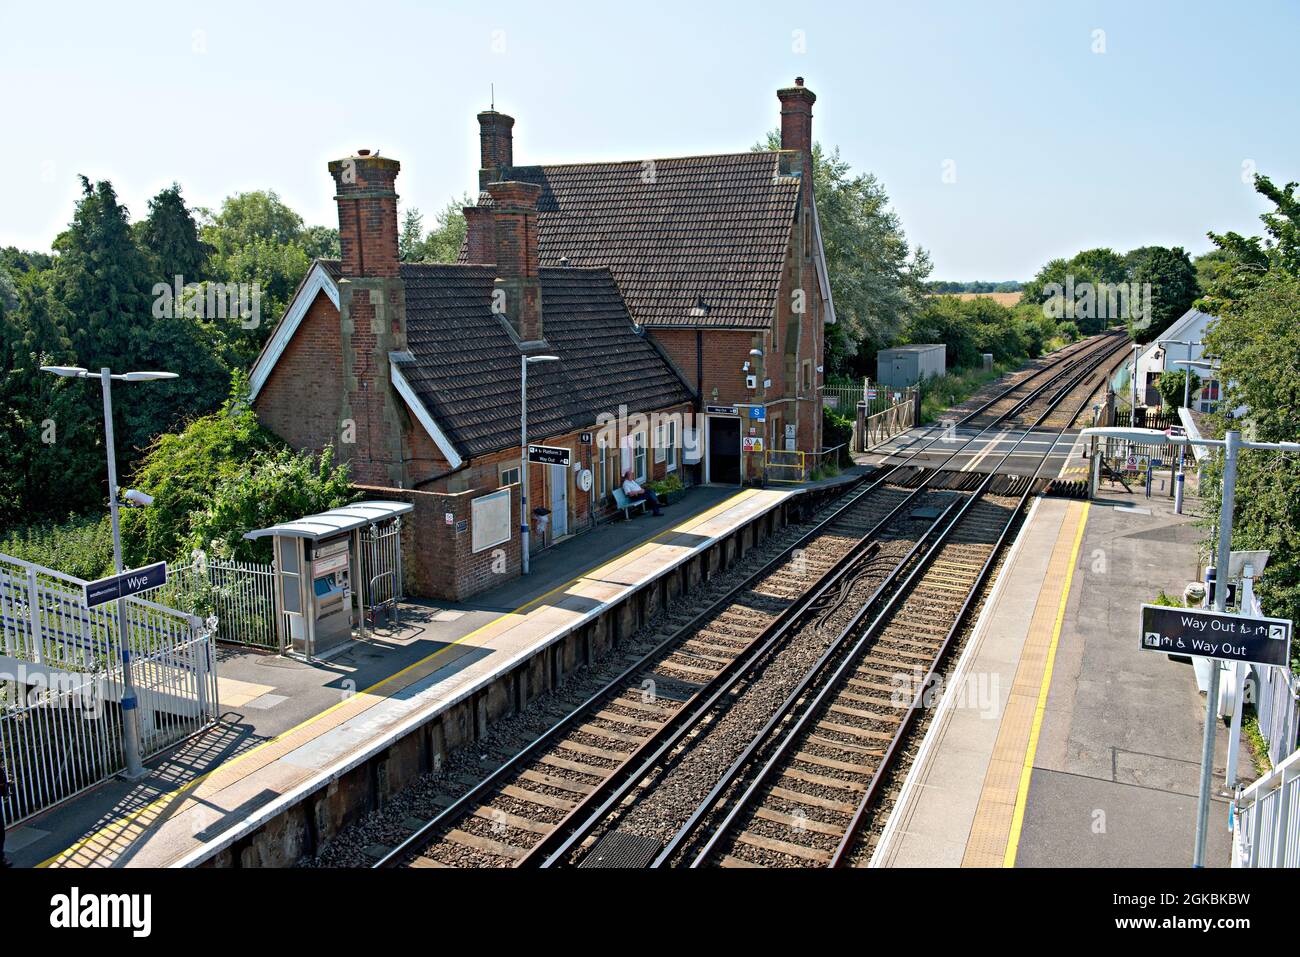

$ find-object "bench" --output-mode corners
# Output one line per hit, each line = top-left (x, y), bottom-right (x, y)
(612, 488), (648, 520)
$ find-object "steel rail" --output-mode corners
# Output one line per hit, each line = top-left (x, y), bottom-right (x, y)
(670, 333), (1131, 867)
(531, 492), (967, 867)
(552, 336), (1130, 868)
(373, 331), (1125, 869)
(824, 336), (1129, 866)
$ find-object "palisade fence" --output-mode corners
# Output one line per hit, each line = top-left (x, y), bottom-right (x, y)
(1254, 662), (1300, 767)
(153, 553), (279, 652)
(0, 552), (219, 825)
(1233, 742), (1300, 867)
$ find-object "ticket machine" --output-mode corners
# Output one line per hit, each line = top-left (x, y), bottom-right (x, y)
(244, 500), (413, 659)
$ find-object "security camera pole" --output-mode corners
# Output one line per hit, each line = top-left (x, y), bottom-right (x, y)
(1085, 424), (1300, 866)
(42, 365), (177, 779)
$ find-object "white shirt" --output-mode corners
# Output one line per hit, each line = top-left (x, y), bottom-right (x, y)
(622, 478), (644, 495)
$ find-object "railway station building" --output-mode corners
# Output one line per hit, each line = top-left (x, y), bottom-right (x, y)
(248, 78), (833, 601)
(462, 77), (836, 484)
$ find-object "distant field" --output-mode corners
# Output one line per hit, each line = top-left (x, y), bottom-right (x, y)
(950, 291), (1023, 306)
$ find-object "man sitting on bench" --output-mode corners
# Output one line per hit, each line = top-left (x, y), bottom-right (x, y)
(622, 469), (664, 516)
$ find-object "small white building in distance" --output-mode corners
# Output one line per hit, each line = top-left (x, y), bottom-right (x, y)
(1136, 307), (1221, 411)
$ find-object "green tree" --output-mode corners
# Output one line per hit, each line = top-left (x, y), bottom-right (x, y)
(135, 184), (210, 283)
(1202, 271), (1300, 639)
(0, 273), (101, 524)
(49, 178), (226, 473)
(400, 195), (472, 264)
(300, 224), (340, 260)
(1130, 246), (1199, 342)
(756, 132), (930, 377)
(1155, 368), (1201, 409)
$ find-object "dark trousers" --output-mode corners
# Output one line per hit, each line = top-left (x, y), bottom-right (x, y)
(633, 489), (662, 513)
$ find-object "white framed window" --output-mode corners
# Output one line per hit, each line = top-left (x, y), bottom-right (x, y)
(499, 462), (521, 488)
(634, 432), (647, 482)
(666, 420), (679, 472)
(597, 438), (608, 497)
(654, 423), (666, 464)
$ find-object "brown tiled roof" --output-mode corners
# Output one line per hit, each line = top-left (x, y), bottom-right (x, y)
(463, 151), (802, 330)
(322, 261), (694, 459)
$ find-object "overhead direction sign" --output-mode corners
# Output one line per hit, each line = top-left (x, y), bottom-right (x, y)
(83, 561), (167, 608)
(1140, 603), (1292, 668)
(527, 444), (570, 467)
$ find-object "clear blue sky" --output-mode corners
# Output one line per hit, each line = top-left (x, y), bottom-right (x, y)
(2, 0), (1296, 280)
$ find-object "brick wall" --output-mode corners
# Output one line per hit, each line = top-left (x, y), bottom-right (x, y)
(355, 483), (522, 602)
(258, 291), (344, 454)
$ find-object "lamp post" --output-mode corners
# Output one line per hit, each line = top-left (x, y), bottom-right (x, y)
(1170, 357), (1215, 514)
(519, 354), (559, 575)
(41, 365), (177, 780)
(1084, 425), (1300, 866)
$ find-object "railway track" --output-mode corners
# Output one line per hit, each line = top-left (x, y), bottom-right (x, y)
(628, 334), (1133, 868)
(370, 332), (1130, 869)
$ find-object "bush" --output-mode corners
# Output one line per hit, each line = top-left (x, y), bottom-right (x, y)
(0, 513), (115, 580)
(647, 473), (684, 497)
(187, 445), (355, 563)
(822, 406), (854, 464)
(121, 371), (281, 565)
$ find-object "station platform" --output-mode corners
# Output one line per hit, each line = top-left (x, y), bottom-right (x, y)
(17, 477), (851, 868)
(874, 486), (1257, 869)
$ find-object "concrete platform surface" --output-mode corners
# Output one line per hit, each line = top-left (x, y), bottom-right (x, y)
(18, 482), (811, 868)
(875, 486), (1255, 869)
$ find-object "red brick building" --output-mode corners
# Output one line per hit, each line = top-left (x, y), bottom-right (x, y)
(462, 77), (836, 482)
(250, 155), (694, 600)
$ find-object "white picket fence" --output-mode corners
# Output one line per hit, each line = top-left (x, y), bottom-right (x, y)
(0, 552), (219, 825)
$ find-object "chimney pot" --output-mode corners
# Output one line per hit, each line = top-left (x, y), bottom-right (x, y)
(328, 153), (401, 278)
(477, 110), (515, 189)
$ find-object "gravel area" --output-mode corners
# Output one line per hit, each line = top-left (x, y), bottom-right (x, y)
(309, 477), (905, 867)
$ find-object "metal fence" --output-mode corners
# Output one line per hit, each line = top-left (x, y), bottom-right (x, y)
(824, 381), (918, 420)
(359, 520), (404, 629)
(1233, 743), (1300, 867)
(862, 399), (917, 451)
(154, 554), (278, 651)
(0, 552), (219, 825)
(1253, 663), (1299, 767)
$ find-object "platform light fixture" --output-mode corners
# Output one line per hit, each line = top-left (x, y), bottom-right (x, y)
(41, 365), (178, 779)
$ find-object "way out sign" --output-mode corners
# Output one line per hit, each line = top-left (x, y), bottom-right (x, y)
(1140, 603), (1292, 667)
(83, 561), (167, 608)
(527, 444), (570, 467)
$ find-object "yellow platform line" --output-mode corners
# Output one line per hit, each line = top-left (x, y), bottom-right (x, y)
(1003, 501), (1090, 867)
(959, 500), (1089, 867)
(41, 488), (762, 868)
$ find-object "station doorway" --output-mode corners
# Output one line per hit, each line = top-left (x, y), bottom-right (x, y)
(708, 416), (741, 484)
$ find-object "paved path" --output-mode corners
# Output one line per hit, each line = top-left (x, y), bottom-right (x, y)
(875, 488), (1254, 868)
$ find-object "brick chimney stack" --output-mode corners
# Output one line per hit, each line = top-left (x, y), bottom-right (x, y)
(777, 77), (816, 177)
(328, 151), (401, 278)
(325, 150), (409, 488)
(477, 111), (515, 190)
(463, 204), (495, 264)
(485, 180), (544, 345)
